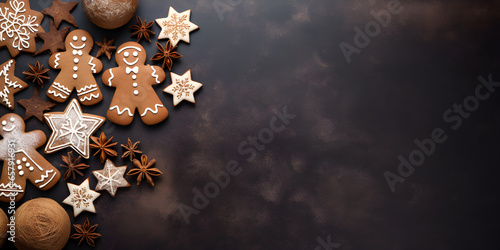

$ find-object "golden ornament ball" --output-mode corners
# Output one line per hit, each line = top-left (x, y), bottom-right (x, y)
(14, 198), (71, 250)
(82, 0), (139, 29)
(0, 208), (7, 247)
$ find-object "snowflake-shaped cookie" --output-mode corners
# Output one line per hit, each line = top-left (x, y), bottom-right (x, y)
(164, 70), (202, 106)
(0, 0), (44, 57)
(44, 99), (105, 159)
(155, 7), (198, 47)
(92, 159), (130, 197)
(63, 178), (100, 217)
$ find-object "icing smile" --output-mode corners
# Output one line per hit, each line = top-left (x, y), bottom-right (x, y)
(70, 42), (86, 50)
(123, 58), (138, 66)
(3, 125), (15, 132)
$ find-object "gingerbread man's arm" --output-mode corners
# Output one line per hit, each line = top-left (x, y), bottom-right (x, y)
(25, 130), (47, 149)
(48, 52), (65, 69)
(149, 65), (166, 86)
(88, 56), (103, 74)
(102, 68), (117, 88)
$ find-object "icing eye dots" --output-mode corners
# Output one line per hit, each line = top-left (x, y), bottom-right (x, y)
(73, 36), (78, 41)
(1, 121), (6, 126)
(124, 52), (129, 57)
(72, 36), (87, 42)
(133, 51), (138, 57)
(2, 117), (15, 125)
(82, 36), (87, 42)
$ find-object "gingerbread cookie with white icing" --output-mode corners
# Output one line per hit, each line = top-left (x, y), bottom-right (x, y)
(102, 42), (168, 125)
(47, 29), (103, 105)
(0, 113), (61, 202)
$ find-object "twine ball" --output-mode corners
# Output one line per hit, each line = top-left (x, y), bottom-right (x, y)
(0, 208), (7, 247)
(14, 198), (71, 250)
(82, 0), (139, 29)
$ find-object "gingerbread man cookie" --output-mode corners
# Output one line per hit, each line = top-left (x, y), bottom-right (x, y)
(0, 113), (61, 202)
(102, 42), (168, 125)
(47, 29), (103, 105)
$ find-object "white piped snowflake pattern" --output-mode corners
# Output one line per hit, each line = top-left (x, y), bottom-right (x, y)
(0, 0), (42, 55)
(156, 7), (198, 47)
(164, 70), (202, 106)
(63, 178), (100, 217)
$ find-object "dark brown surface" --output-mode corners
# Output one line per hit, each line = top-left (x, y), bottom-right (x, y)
(1, 0), (500, 249)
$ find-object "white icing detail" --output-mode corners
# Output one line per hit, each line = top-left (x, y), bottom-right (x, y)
(73, 74), (78, 79)
(124, 51), (129, 57)
(53, 82), (71, 93)
(22, 157), (26, 162)
(1, 121), (6, 126)
(79, 93), (100, 102)
(151, 66), (161, 83)
(133, 83), (138, 87)
(54, 54), (61, 68)
(77, 84), (97, 93)
(110, 105), (133, 117)
(39, 172), (57, 188)
(134, 90), (139, 95)
(132, 75), (137, 80)
(74, 58), (79, 63)
(108, 69), (114, 87)
(25, 162), (30, 166)
(0, 0), (40, 50)
(73, 66), (78, 71)
(133, 51), (138, 57)
(73, 36), (77, 41)
(0, 182), (23, 197)
(72, 50), (77, 55)
(29, 167), (34, 172)
(78, 50), (82, 56)
(126, 66), (138, 74)
(70, 42), (85, 50)
(78, 88), (97, 95)
(89, 58), (97, 73)
(3, 125), (15, 132)
(15, 150), (43, 171)
(117, 46), (142, 54)
(0, 86), (12, 108)
(82, 36), (87, 42)
(17, 165), (22, 170)
(123, 58), (138, 66)
(48, 90), (68, 99)
(141, 104), (164, 117)
(9, 117), (14, 122)
(35, 169), (54, 183)
(15, 160), (20, 164)
(18, 170), (24, 176)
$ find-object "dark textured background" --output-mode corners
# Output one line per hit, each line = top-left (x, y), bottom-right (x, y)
(1, 0), (500, 249)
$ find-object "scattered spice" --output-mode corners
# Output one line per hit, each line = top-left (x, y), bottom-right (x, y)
(121, 138), (142, 161)
(70, 217), (101, 247)
(60, 151), (89, 180)
(90, 132), (118, 163)
(127, 155), (162, 186)
(95, 38), (116, 60)
(22, 61), (50, 87)
(130, 16), (155, 42)
(151, 40), (182, 70)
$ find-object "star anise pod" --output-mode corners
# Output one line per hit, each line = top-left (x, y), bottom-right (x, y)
(90, 132), (118, 163)
(121, 138), (142, 161)
(71, 217), (101, 247)
(130, 16), (155, 42)
(61, 151), (89, 180)
(127, 155), (162, 186)
(22, 61), (50, 87)
(95, 38), (116, 60)
(151, 41), (182, 70)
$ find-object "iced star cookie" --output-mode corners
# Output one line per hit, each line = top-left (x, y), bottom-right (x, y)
(102, 41), (168, 125)
(0, 0), (45, 57)
(92, 159), (130, 197)
(63, 178), (100, 217)
(0, 113), (61, 202)
(47, 29), (104, 105)
(164, 70), (203, 106)
(44, 99), (105, 159)
(0, 59), (28, 110)
(155, 7), (198, 47)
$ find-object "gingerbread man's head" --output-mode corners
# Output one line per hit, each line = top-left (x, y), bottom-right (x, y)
(0, 113), (24, 137)
(65, 30), (94, 54)
(115, 42), (147, 67)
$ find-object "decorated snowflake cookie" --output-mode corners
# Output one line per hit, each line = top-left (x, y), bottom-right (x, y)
(164, 70), (202, 106)
(92, 159), (130, 197)
(0, 59), (28, 110)
(63, 178), (100, 217)
(44, 98), (105, 159)
(155, 7), (198, 47)
(0, 113), (61, 202)
(0, 0), (45, 57)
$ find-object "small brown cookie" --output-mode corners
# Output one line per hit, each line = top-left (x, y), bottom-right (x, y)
(47, 29), (103, 105)
(0, 113), (61, 202)
(102, 42), (168, 125)
(0, 0), (45, 57)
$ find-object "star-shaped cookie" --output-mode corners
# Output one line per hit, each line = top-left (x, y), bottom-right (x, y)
(164, 70), (202, 106)
(0, 0), (45, 57)
(155, 7), (198, 47)
(0, 60), (28, 110)
(44, 98), (105, 158)
(17, 87), (56, 122)
(42, 0), (78, 28)
(35, 20), (70, 55)
(93, 159), (130, 197)
(63, 178), (100, 217)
